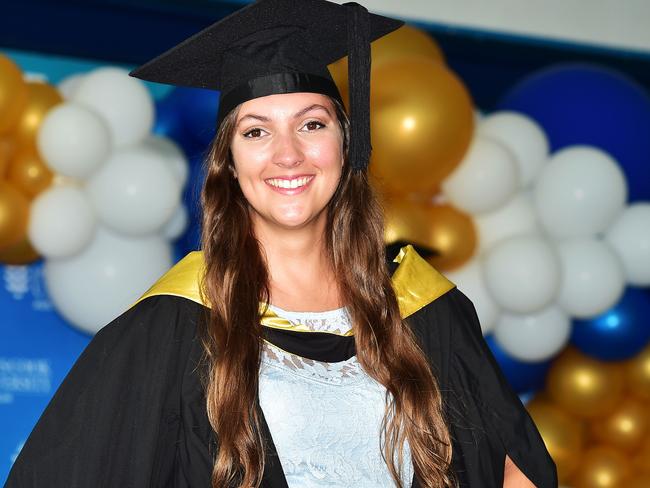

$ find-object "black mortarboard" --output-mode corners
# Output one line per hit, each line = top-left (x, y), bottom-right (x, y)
(129, 0), (403, 171)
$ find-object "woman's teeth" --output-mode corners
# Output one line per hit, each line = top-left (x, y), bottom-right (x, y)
(266, 176), (313, 189)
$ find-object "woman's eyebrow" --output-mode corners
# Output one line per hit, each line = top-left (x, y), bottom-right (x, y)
(294, 104), (331, 118)
(236, 113), (270, 127)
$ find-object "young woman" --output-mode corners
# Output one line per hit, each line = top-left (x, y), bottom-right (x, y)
(6, 0), (557, 487)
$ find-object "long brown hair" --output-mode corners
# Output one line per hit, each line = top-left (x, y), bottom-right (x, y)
(199, 96), (454, 487)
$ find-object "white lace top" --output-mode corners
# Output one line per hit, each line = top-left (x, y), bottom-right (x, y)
(258, 304), (414, 488)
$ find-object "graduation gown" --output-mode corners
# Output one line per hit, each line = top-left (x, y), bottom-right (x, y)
(5, 245), (557, 488)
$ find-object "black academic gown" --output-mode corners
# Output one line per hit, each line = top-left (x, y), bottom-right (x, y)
(5, 248), (557, 488)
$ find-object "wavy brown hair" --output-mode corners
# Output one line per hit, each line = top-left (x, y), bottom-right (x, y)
(198, 96), (455, 487)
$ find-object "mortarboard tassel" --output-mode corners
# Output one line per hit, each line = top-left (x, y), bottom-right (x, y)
(343, 2), (372, 171)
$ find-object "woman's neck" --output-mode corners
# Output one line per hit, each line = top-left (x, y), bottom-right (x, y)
(253, 216), (342, 312)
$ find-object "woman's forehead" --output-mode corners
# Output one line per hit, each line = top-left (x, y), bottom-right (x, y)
(237, 92), (335, 119)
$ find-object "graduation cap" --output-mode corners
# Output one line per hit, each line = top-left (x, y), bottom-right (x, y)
(129, 0), (403, 171)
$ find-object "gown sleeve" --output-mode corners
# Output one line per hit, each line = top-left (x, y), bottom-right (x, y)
(4, 295), (202, 488)
(409, 287), (558, 488)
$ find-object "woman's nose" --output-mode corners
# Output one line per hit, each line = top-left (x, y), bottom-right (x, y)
(272, 132), (304, 168)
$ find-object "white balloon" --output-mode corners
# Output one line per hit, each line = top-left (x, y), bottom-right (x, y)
(482, 235), (561, 314)
(44, 226), (172, 334)
(605, 203), (650, 286)
(533, 146), (627, 239)
(494, 305), (571, 362)
(162, 205), (189, 240)
(557, 238), (625, 318)
(73, 67), (154, 147)
(444, 258), (500, 334)
(37, 103), (111, 179)
(478, 111), (549, 187)
(475, 192), (541, 253)
(441, 136), (519, 215)
(57, 73), (85, 100)
(142, 135), (189, 189)
(87, 146), (181, 236)
(28, 185), (96, 259)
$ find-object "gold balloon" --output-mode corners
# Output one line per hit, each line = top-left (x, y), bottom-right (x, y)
(328, 24), (445, 102)
(547, 347), (624, 419)
(623, 343), (650, 401)
(7, 148), (53, 198)
(0, 180), (29, 250)
(631, 435), (650, 473)
(369, 58), (474, 194)
(0, 234), (39, 265)
(624, 472), (650, 488)
(383, 197), (477, 271)
(526, 398), (585, 483)
(0, 55), (28, 133)
(10, 81), (63, 150)
(570, 446), (631, 488)
(590, 397), (649, 452)
(0, 135), (15, 178)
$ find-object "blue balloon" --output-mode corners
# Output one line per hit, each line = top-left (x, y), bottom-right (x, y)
(167, 87), (220, 147)
(571, 287), (650, 361)
(498, 63), (650, 201)
(484, 335), (552, 394)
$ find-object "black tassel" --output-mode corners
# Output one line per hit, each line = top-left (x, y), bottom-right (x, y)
(343, 2), (371, 171)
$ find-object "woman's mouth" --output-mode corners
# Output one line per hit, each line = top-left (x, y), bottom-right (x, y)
(264, 175), (315, 195)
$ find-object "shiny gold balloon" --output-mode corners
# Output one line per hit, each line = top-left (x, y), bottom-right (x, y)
(0, 180), (29, 250)
(328, 24), (445, 102)
(570, 446), (631, 488)
(0, 234), (39, 265)
(547, 347), (624, 419)
(0, 135), (14, 178)
(10, 81), (63, 150)
(590, 397), (649, 452)
(623, 343), (650, 401)
(527, 398), (585, 483)
(624, 472), (650, 488)
(631, 435), (650, 473)
(369, 58), (474, 195)
(7, 148), (53, 198)
(0, 55), (28, 133)
(383, 197), (477, 271)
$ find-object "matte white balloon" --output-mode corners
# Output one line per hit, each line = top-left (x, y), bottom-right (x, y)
(494, 305), (571, 362)
(533, 146), (627, 239)
(57, 73), (85, 100)
(142, 135), (189, 189)
(478, 111), (549, 187)
(483, 235), (561, 314)
(28, 185), (97, 258)
(73, 67), (154, 147)
(475, 192), (541, 253)
(162, 205), (189, 240)
(441, 136), (520, 215)
(44, 227), (172, 334)
(87, 145), (181, 236)
(557, 238), (625, 318)
(605, 203), (650, 286)
(444, 258), (500, 334)
(37, 103), (111, 179)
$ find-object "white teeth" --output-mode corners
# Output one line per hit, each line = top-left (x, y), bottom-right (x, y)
(267, 176), (312, 189)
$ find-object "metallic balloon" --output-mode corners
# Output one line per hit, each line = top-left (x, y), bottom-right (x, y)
(0, 134), (15, 177)
(623, 343), (650, 401)
(570, 446), (631, 488)
(7, 148), (53, 198)
(0, 234), (39, 265)
(547, 347), (624, 418)
(10, 81), (63, 150)
(526, 398), (585, 483)
(370, 58), (474, 195)
(590, 396), (649, 452)
(0, 54), (28, 133)
(0, 180), (29, 250)
(383, 197), (477, 271)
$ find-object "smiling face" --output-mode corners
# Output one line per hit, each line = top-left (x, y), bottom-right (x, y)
(230, 92), (344, 232)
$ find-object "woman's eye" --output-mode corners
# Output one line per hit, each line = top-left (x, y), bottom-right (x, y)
(243, 128), (264, 138)
(302, 120), (326, 132)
